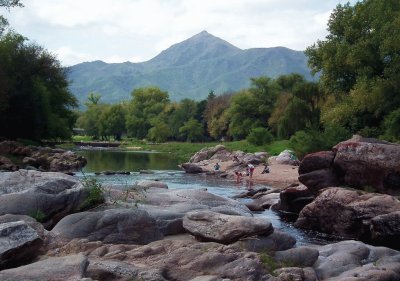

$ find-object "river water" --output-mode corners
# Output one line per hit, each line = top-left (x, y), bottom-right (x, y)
(76, 149), (339, 246)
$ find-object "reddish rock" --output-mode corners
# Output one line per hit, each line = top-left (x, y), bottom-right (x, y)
(298, 168), (341, 194)
(298, 151), (335, 174)
(295, 187), (400, 242)
(333, 137), (400, 194)
(273, 185), (314, 214)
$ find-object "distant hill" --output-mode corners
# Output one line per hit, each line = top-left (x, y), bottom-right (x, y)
(68, 31), (314, 105)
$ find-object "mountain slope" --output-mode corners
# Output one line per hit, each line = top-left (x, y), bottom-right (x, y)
(68, 31), (313, 104)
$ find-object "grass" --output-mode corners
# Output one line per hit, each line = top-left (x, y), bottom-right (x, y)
(68, 135), (293, 162)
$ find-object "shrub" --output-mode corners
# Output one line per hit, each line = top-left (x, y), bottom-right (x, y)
(80, 177), (105, 210)
(246, 127), (274, 146)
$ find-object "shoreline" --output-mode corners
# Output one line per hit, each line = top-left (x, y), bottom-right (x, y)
(194, 157), (300, 188)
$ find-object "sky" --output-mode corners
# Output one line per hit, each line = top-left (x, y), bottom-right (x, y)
(2, 0), (356, 66)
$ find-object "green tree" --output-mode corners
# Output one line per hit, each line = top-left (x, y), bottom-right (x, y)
(147, 118), (171, 143)
(306, 0), (400, 138)
(100, 104), (126, 140)
(0, 31), (77, 140)
(179, 118), (204, 142)
(126, 87), (169, 139)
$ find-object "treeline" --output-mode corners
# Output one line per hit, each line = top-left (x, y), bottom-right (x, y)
(77, 75), (330, 148)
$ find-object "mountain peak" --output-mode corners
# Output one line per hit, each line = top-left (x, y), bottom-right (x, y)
(147, 31), (241, 68)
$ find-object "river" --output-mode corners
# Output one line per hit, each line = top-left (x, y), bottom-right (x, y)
(76, 149), (339, 246)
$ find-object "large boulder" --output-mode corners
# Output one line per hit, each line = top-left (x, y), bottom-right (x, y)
(295, 187), (400, 246)
(0, 221), (43, 270)
(333, 137), (400, 194)
(370, 211), (400, 249)
(273, 185), (314, 214)
(0, 170), (89, 228)
(51, 208), (163, 244)
(181, 163), (204, 174)
(0, 254), (88, 281)
(182, 210), (273, 244)
(235, 230), (296, 252)
(298, 136), (400, 195)
(189, 145), (226, 163)
(312, 240), (400, 281)
(275, 150), (299, 165)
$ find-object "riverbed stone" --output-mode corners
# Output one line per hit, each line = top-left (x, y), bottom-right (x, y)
(273, 185), (314, 214)
(189, 145), (227, 163)
(235, 230), (296, 252)
(0, 221), (43, 270)
(312, 240), (400, 280)
(274, 247), (319, 267)
(51, 208), (163, 244)
(137, 179), (168, 189)
(183, 210), (273, 244)
(295, 187), (400, 243)
(0, 254), (88, 281)
(370, 211), (400, 249)
(181, 163), (204, 173)
(246, 193), (280, 211)
(0, 170), (88, 228)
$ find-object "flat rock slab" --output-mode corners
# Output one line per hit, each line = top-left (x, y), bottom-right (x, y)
(51, 208), (163, 244)
(0, 170), (87, 228)
(0, 254), (88, 281)
(183, 210), (273, 244)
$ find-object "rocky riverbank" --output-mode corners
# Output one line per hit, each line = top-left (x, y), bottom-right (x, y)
(0, 140), (86, 173)
(180, 145), (300, 188)
(1, 138), (400, 280)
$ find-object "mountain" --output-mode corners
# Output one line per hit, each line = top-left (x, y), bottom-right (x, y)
(68, 31), (314, 105)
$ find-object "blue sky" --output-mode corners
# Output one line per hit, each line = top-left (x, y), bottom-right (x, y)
(3, 0), (357, 66)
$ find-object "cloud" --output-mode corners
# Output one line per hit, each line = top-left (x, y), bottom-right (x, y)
(5, 0), (358, 65)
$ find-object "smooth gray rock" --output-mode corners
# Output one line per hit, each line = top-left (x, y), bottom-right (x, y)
(0, 254), (88, 281)
(274, 247), (319, 267)
(0, 170), (88, 228)
(86, 259), (139, 280)
(189, 145), (226, 163)
(313, 240), (400, 280)
(235, 230), (296, 252)
(181, 163), (204, 173)
(137, 180), (168, 189)
(183, 210), (273, 244)
(51, 208), (163, 244)
(141, 188), (253, 217)
(0, 221), (43, 270)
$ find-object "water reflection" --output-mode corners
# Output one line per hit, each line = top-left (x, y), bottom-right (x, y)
(77, 150), (181, 172)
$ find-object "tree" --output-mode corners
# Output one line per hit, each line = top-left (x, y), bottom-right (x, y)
(125, 87), (169, 139)
(0, 0), (23, 35)
(100, 104), (126, 140)
(0, 31), (77, 140)
(179, 118), (204, 142)
(306, 0), (400, 138)
(147, 118), (171, 143)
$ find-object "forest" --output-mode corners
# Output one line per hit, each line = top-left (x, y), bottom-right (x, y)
(0, 0), (399, 158)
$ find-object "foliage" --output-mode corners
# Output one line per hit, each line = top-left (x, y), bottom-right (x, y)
(126, 87), (169, 139)
(306, 0), (400, 139)
(147, 118), (172, 143)
(290, 125), (350, 159)
(0, 31), (77, 140)
(80, 176), (105, 210)
(246, 127), (274, 146)
(179, 118), (204, 142)
(382, 108), (400, 142)
(29, 209), (46, 223)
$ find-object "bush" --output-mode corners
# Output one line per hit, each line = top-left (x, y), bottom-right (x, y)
(290, 125), (350, 159)
(80, 177), (105, 210)
(246, 127), (274, 146)
(383, 109), (400, 142)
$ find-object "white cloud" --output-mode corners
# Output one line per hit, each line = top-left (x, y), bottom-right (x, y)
(5, 0), (358, 65)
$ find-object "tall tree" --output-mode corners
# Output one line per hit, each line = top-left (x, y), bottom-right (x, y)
(306, 0), (400, 137)
(126, 87), (169, 139)
(0, 31), (77, 140)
